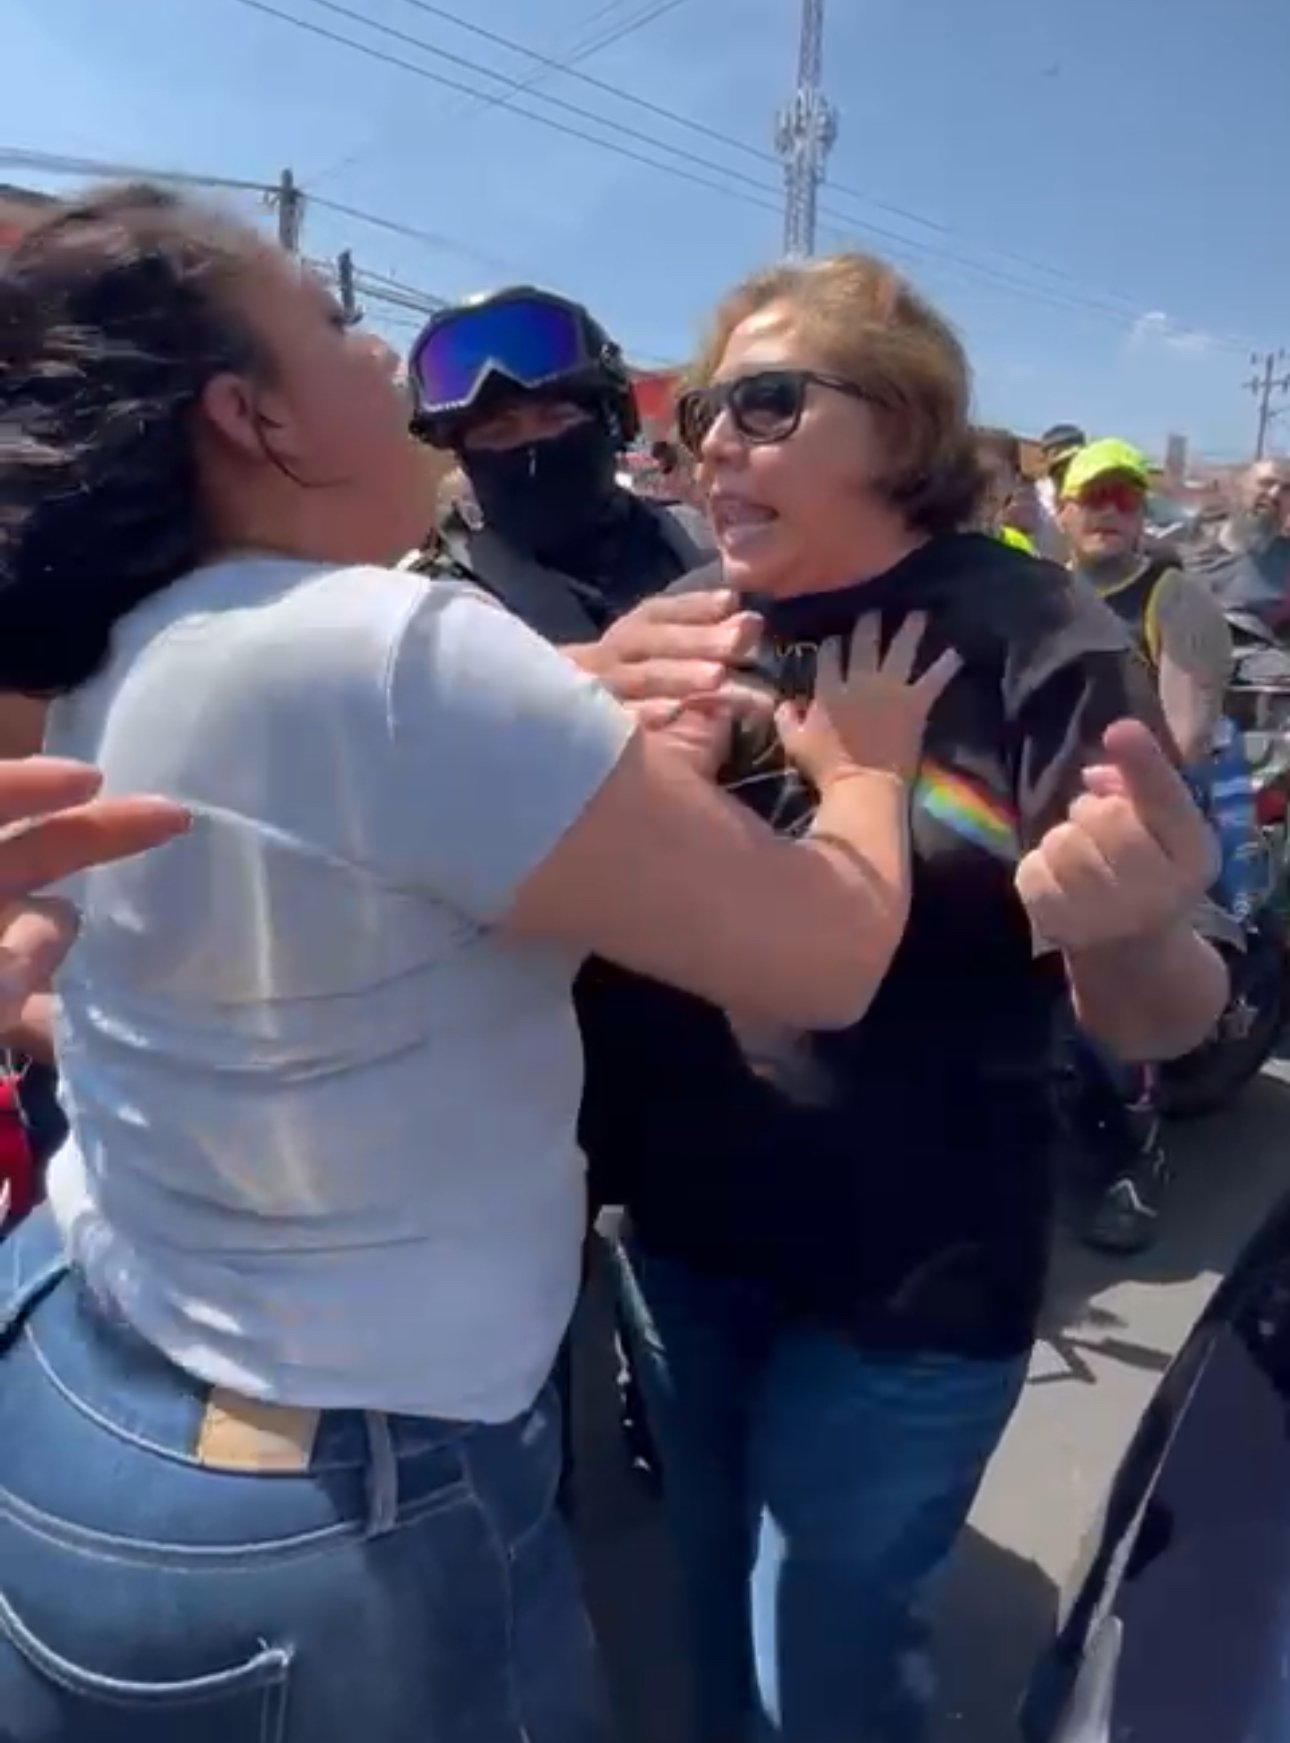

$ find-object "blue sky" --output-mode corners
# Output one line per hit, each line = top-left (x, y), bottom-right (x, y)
(5, 0), (1286, 459)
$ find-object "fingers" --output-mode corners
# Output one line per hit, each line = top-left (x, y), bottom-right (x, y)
(626, 611), (759, 664)
(845, 616), (881, 677)
(0, 797), (190, 900)
(0, 758), (105, 827)
(1024, 820), (1118, 915)
(913, 647), (964, 704)
(880, 613), (927, 682)
(632, 589), (740, 625)
(1065, 793), (1161, 885)
(774, 699), (806, 752)
(1080, 764), (1128, 799)
(1098, 719), (1207, 861)
(635, 684), (776, 733)
(816, 635), (847, 702)
(1013, 848), (1067, 937)
(843, 614), (959, 704)
(711, 681), (779, 727)
(630, 698), (686, 729)
(0, 898), (79, 1020)
(611, 658), (728, 702)
(620, 621), (759, 665)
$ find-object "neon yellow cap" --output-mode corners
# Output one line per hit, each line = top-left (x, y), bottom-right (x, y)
(1060, 438), (1150, 501)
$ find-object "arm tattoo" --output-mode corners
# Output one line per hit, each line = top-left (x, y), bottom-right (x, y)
(1154, 570), (1234, 761)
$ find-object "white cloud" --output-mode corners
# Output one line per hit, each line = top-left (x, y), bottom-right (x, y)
(1127, 310), (1221, 357)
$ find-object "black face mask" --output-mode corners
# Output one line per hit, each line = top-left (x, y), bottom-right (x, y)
(462, 418), (620, 559)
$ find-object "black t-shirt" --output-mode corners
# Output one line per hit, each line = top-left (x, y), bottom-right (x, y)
(580, 532), (1164, 1358)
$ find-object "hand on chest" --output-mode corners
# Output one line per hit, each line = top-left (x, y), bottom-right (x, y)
(724, 627), (1020, 869)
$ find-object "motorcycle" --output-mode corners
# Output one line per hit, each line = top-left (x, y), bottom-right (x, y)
(1154, 614), (1290, 1119)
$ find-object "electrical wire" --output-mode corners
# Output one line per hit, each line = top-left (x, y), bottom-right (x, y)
(438, 0), (687, 133)
(383, 0), (1164, 319)
(224, 0), (1253, 344)
(0, 146), (274, 199)
(276, 0), (791, 205)
(227, 0), (798, 219)
(307, 0), (683, 186)
(306, 193), (515, 274)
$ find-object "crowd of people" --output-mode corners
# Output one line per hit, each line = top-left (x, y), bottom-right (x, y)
(0, 182), (1262, 1743)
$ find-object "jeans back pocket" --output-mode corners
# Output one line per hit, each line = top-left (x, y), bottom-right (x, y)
(0, 1587), (290, 1742)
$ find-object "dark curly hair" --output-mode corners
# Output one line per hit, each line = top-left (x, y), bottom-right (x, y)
(0, 183), (267, 695)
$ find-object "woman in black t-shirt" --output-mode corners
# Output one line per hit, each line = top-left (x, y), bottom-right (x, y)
(603, 253), (1226, 1743)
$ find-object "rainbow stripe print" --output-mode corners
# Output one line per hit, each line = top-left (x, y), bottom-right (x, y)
(914, 760), (1019, 862)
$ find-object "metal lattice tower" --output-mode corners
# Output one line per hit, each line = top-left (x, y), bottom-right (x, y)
(774, 0), (838, 258)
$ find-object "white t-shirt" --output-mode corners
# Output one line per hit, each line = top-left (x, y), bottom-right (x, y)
(43, 556), (634, 1423)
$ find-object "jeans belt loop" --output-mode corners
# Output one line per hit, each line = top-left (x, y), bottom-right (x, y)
(363, 1410), (400, 1538)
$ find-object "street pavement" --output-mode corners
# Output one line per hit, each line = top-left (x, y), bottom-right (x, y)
(569, 1058), (1290, 1743)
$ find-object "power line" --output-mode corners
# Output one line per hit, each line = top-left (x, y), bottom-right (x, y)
(433, 0), (687, 132)
(0, 146), (275, 199)
(226, 0), (797, 217)
(1244, 351), (1290, 460)
(222, 0), (1238, 339)
(308, 254), (444, 316)
(280, 0), (802, 204)
(383, 0), (1162, 320)
(308, 0), (684, 185)
(307, 193), (514, 273)
(0, 143), (516, 278)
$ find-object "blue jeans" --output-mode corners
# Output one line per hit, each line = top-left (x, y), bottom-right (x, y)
(0, 1206), (607, 1743)
(615, 1240), (1026, 1743)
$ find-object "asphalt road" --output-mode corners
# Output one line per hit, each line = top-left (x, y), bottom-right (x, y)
(569, 1058), (1290, 1743)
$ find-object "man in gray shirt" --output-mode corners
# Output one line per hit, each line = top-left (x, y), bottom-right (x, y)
(1187, 459), (1290, 629)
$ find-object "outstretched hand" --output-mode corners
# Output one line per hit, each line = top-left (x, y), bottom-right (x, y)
(777, 613), (963, 790)
(582, 590), (769, 716)
(0, 758), (189, 1029)
(1014, 719), (1217, 952)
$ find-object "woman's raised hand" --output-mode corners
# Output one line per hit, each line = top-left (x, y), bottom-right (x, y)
(1014, 719), (1218, 952)
(0, 758), (189, 1029)
(777, 613), (962, 790)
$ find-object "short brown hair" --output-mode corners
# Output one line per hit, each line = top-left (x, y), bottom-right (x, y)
(691, 253), (982, 536)
(974, 426), (1021, 475)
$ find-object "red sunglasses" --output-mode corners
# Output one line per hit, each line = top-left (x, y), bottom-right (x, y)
(1072, 477), (1146, 516)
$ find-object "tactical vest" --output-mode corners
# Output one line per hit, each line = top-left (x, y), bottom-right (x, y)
(1093, 557), (1176, 671)
(415, 500), (716, 646)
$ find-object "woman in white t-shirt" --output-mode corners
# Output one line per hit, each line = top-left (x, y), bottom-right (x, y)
(0, 188), (973, 1741)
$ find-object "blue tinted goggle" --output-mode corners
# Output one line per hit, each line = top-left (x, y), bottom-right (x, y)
(410, 293), (593, 417)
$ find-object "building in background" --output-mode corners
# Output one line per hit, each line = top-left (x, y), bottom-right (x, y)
(1163, 432), (1189, 491)
(629, 366), (686, 442)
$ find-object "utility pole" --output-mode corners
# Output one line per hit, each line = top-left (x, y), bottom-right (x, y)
(336, 249), (360, 325)
(271, 167), (305, 254)
(775, 0), (837, 258)
(1244, 349), (1290, 459)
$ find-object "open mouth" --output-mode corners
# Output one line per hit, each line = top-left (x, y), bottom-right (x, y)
(710, 497), (779, 538)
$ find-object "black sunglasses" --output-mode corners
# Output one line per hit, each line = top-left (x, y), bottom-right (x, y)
(676, 368), (875, 458)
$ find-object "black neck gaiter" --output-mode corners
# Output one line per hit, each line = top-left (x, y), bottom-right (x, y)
(463, 419), (620, 562)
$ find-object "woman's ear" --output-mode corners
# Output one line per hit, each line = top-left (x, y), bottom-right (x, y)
(198, 371), (269, 461)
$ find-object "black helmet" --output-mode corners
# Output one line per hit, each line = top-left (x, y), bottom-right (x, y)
(408, 286), (640, 450)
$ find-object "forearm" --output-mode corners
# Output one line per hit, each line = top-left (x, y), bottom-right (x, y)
(1066, 924), (1229, 1061)
(1156, 574), (1233, 763)
(1158, 665), (1224, 764)
(794, 770), (913, 1020)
